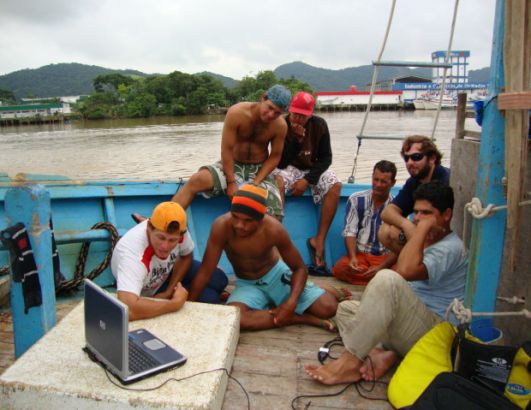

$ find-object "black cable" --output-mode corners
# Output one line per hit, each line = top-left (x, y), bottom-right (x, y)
(104, 366), (250, 410)
(318, 336), (344, 364)
(294, 347), (389, 408)
(291, 379), (389, 409)
(291, 382), (355, 409)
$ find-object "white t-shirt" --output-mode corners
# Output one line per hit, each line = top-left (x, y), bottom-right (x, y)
(111, 220), (194, 297)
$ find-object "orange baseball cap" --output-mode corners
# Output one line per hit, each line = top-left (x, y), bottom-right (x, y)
(149, 202), (187, 232)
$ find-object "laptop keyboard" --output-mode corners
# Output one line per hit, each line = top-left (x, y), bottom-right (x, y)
(128, 340), (160, 374)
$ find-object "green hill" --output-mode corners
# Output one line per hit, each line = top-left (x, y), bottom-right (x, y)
(273, 61), (432, 91)
(0, 63), (147, 99)
(0, 61), (490, 100)
(274, 61), (490, 91)
(196, 71), (238, 89)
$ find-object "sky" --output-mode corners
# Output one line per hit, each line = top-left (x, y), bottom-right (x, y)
(0, 0), (497, 79)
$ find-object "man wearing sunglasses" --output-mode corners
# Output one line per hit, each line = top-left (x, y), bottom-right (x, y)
(379, 135), (450, 253)
(111, 201), (228, 320)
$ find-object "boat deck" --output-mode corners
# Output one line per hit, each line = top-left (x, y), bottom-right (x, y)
(0, 276), (394, 409)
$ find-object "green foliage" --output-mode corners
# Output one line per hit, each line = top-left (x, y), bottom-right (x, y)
(93, 73), (135, 92)
(234, 70), (314, 103)
(76, 91), (120, 119)
(0, 63), (147, 99)
(0, 88), (16, 104)
(72, 69), (313, 120)
(126, 92), (157, 118)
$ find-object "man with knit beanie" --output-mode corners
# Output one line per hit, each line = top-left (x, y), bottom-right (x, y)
(172, 84), (292, 220)
(188, 184), (339, 331)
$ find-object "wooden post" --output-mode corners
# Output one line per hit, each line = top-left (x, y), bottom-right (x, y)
(455, 92), (467, 139)
(503, 0), (529, 271)
(4, 185), (57, 357)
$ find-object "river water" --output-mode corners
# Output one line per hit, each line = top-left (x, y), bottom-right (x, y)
(0, 110), (480, 185)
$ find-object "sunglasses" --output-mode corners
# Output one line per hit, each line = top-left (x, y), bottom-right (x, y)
(403, 152), (426, 162)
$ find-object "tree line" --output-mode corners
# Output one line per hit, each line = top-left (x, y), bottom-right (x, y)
(75, 71), (313, 120)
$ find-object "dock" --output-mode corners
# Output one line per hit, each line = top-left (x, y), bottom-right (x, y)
(0, 276), (394, 409)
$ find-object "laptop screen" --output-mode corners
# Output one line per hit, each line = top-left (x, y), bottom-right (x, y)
(84, 280), (127, 373)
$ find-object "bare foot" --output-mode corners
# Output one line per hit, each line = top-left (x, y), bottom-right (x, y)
(360, 347), (398, 381)
(309, 237), (326, 267)
(323, 286), (352, 302)
(292, 313), (337, 333)
(304, 351), (363, 385)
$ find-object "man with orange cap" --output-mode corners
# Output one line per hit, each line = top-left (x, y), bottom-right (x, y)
(111, 201), (228, 320)
(188, 184), (339, 331)
(273, 91), (342, 270)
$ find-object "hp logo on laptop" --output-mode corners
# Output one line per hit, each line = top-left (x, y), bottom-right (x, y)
(99, 320), (106, 330)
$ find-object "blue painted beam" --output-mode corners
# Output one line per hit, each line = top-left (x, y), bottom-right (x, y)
(4, 185), (57, 357)
(465, 0), (507, 313)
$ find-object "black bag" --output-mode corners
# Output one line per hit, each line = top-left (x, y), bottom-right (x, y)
(455, 331), (517, 393)
(409, 372), (521, 410)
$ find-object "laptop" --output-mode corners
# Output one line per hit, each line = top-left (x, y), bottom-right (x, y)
(83, 279), (187, 384)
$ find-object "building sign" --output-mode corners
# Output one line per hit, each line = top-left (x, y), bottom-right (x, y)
(392, 82), (488, 91)
(431, 50), (470, 59)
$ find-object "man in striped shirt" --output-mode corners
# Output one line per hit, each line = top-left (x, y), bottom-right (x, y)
(332, 161), (397, 285)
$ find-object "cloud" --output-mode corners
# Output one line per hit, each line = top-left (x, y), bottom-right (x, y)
(0, 0), (496, 78)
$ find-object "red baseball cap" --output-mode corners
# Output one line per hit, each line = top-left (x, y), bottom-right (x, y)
(288, 92), (315, 116)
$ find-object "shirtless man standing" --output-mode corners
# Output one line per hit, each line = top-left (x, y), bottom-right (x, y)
(188, 184), (339, 331)
(172, 84), (291, 220)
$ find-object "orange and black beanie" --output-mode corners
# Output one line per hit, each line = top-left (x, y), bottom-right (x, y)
(231, 184), (268, 220)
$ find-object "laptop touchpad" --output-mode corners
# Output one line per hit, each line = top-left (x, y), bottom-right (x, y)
(144, 339), (166, 350)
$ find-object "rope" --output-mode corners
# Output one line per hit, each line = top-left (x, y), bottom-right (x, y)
(55, 222), (120, 294)
(348, 0), (397, 183)
(348, 0), (460, 180)
(430, 0), (460, 140)
(445, 298), (531, 324)
(462, 197), (531, 250)
(462, 197), (506, 251)
(497, 296), (525, 305)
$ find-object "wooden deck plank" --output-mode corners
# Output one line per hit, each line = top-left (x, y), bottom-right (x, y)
(1, 277), (394, 409)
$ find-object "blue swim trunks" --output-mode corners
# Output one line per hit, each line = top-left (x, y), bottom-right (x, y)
(226, 260), (325, 315)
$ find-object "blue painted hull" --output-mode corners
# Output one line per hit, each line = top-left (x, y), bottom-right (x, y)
(0, 174), (393, 287)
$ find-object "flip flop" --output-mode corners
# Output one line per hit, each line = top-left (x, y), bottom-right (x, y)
(307, 263), (332, 277)
(306, 238), (326, 268)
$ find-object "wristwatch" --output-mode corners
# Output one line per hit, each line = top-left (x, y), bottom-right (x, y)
(398, 230), (407, 244)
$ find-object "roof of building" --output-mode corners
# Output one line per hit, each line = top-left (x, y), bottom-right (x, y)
(0, 103), (63, 111)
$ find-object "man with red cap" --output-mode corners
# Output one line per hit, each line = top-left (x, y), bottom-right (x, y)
(188, 184), (339, 331)
(111, 201), (228, 320)
(273, 91), (342, 270)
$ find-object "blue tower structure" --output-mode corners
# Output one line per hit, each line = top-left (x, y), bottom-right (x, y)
(431, 50), (470, 84)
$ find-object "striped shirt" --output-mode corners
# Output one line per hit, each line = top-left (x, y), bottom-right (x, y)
(343, 189), (393, 255)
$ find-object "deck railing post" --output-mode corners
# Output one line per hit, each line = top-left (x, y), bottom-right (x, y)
(465, 0), (507, 315)
(4, 185), (56, 357)
(455, 93), (467, 139)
